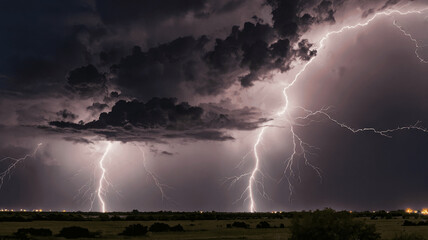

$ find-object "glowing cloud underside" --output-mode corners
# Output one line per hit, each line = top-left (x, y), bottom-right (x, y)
(244, 7), (428, 212)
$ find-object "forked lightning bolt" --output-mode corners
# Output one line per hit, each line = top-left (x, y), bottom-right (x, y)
(97, 142), (112, 213)
(0, 143), (42, 190)
(73, 161), (99, 211)
(393, 20), (428, 63)
(241, 7), (428, 212)
(74, 143), (172, 212)
(136, 145), (173, 203)
(249, 127), (266, 213)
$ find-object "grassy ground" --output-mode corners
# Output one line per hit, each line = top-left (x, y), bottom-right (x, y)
(367, 217), (428, 239)
(0, 217), (427, 239)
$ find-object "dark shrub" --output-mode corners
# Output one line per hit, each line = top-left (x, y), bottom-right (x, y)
(279, 223), (285, 228)
(289, 209), (380, 240)
(15, 228), (52, 237)
(149, 222), (170, 232)
(417, 221), (428, 226)
(403, 220), (417, 226)
(170, 224), (184, 232)
(98, 213), (109, 221)
(57, 226), (98, 238)
(119, 224), (148, 236)
(132, 209), (139, 214)
(256, 221), (271, 228)
(226, 224), (232, 228)
(232, 221), (249, 228)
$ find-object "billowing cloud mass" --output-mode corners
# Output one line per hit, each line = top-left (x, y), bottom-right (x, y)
(66, 64), (107, 98)
(49, 97), (269, 141)
(27, 0), (342, 141)
(0, 0), (427, 212)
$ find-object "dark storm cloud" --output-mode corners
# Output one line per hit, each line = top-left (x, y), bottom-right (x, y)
(56, 109), (78, 121)
(0, 0), (343, 100)
(0, 0), (103, 96)
(110, 16), (320, 98)
(267, 0), (338, 38)
(66, 64), (107, 98)
(109, 36), (209, 98)
(161, 151), (174, 156)
(48, 98), (268, 142)
(314, 0), (336, 23)
(379, 0), (402, 10)
(62, 136), (94, 145)
(0, 0), (396, 100)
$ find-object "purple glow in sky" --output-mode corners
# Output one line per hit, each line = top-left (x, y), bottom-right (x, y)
(0, 0), (428, 212)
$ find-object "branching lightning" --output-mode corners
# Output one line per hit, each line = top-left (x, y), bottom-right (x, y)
(73, 161), (99, 211)
(0, 143), (42, 190)
(235, 7), (428, 212)
(393, 20), (428, 63)
(73, 143), (173, 212)
(136, 145), (173, 203)
(249, 127), (266, 212)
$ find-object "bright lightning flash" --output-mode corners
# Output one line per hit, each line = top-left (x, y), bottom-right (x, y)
(74, 143), (173, 212)
(235, 7), (428, 212)
(0, 143), (42, 189)
(249, 127), (266, 213)
(97, 142), (112, 213)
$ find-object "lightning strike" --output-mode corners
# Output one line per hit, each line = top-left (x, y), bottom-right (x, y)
(97, 142), (112, 213)
(393, 20), (428, 63)
(248, 127), (266, 213)
(240, 7), (428, 212)
(136, 145), (173, 203)
(0, 143), (42, 190)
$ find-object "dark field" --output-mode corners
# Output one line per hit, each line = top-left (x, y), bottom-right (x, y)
(0, 210), (427, 239)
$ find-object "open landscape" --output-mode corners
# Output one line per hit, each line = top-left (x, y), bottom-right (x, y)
(1, 210), (428, 239)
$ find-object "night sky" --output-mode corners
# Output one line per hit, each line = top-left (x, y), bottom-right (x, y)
(0, 0), (428, 212)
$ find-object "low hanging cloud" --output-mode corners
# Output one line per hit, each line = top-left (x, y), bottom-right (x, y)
(48, 97), (269, 142)
(56, 109), (78, 121)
